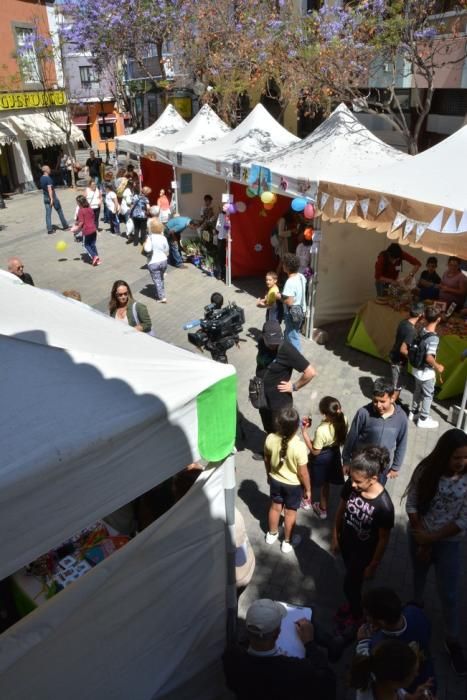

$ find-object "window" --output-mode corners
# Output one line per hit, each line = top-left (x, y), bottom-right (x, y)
(79, 66), (99, 87)
(99, 122), (115, 140)
(15, 27), (40, 84)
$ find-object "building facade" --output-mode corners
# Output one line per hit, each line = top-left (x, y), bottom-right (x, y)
(0, 0), (83, 192)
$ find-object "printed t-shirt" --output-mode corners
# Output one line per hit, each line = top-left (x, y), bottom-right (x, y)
(263, 341), (309, 411)
(265, 433), (308, 486)
(340, 479), (394, 556)
(283, 273), (306, 310)
(390, 319), (416, 363)
(266, 284), (279, 307)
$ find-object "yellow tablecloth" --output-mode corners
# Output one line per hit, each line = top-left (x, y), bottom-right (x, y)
(347, 300), (467, 400)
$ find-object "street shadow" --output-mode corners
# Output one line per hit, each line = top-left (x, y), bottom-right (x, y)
(358, 375), (376, 400)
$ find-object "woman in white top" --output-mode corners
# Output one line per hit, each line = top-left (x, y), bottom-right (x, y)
(85, 179), (102, 230)
(350, 638), (432, 699)
(143, 218), (170, 302)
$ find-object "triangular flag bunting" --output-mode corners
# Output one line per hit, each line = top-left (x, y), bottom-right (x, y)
(332, 197), (343, 215)
(377, 197), (389, 215)
(403, 219), (415, 239)
(457, 210), (467, 233)
(427, 209), (445, 232)
(345, 200), (356, 218)
(415, 222), (428, 242)
(391, 212), (406, 232)
(442, 211), (458, 234)
(359, 198), (370, 219)
(319, 192), (329, 210)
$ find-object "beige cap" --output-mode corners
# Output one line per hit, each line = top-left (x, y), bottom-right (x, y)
(246, 599), (286, 636)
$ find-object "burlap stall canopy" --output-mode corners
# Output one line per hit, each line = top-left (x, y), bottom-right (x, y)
(319, 124), (467, 259)
(5, 111), (83, 148)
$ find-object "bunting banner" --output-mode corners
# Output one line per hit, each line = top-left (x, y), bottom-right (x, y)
(332, 197), (343, 215)
(391, 212), (407, 232)
(415, 222), (428, 242)
(345, 200), (356, 219)
(403, 219), (415, 239)
(457, 210), (467, 233)
(319, 192), (329, 210)
(376, 197), (389, 216)
(428, 209), (445, 232)
(442, 211), (458, 234)
(359, 198), (370, 219)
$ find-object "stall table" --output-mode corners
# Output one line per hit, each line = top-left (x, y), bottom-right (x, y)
(347, 300), (467, 400)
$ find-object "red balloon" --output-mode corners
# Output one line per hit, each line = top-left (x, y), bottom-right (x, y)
(304, 227), (314, 240)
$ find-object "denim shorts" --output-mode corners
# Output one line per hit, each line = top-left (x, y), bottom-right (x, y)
(269, 477), (302, 510)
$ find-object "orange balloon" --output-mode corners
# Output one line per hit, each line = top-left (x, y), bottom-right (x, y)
(264, 202), (275, 210)
(304, 227), (314, 240)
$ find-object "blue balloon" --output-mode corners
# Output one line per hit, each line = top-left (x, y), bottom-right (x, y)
(291, 197), (306, 212)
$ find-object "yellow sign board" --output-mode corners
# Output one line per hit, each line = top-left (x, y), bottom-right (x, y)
(0, 90), (67, 111)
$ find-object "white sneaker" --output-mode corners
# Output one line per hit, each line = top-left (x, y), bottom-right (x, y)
(281, 534), (302, 553)
(408, 411), (418, 422)
(265, 531), (279, 545)
(417, 416), (439, 429)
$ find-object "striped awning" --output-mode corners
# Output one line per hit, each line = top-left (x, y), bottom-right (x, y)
(0, 121), (17, 147)
(5, 111), (84, 148)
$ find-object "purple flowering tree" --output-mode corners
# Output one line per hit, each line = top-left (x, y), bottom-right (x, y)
(310, 0), (467, 153)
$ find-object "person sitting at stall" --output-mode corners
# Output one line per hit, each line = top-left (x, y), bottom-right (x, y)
(438, 256), (467, 310)
(417, 256), (441, 301)
(374, 243), (421, 297)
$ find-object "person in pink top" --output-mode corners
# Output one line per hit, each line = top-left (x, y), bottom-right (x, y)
(438, 256), (466, 310)
(157, 188), (171, 224)
(74, 195), (101, 266)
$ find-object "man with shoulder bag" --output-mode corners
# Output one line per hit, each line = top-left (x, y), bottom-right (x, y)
(279, 253), (307, 351)
(251, 320), (316, 459)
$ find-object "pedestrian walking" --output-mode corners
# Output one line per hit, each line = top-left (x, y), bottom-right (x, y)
(74, 195), (100, 266)
(408, 306), (444, 429)
(108, 280), (152, 334)
(129, 186), (151, 247)
(85, 180), (102, 230)
(104, 184), (120, 235)
(39, 165), (70, 234)
(143, 219), (169, 302)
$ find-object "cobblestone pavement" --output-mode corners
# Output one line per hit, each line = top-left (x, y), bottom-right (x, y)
(1, 188), (466, 699)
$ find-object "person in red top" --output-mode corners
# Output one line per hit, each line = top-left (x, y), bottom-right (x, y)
(374, 243), (420, 297)
(75, 195), (101, 266)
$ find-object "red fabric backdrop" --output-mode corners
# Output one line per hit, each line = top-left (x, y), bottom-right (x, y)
(230, 183), (291, 278)
(140, 159), (174, 206)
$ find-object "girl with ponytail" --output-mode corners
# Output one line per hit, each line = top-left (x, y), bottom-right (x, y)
(350, 638), (433, 699)
(301, 395), (348, 519)
(264, 407), (310, 554)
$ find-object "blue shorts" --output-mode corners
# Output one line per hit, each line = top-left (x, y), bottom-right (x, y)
(269, 477), (302, 511)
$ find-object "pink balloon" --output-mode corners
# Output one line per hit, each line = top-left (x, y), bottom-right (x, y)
(304, 203), (315, 219)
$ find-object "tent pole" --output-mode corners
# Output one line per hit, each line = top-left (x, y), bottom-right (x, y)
(456, 380), (467, 431)
(226, 180), (232, 287)
(306, 215), (321, 340)
(223, 454), (237, 642)
(138, 156), (143, 191)
(172, 166), (178, 214)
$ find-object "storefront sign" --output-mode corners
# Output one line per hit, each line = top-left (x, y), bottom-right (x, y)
(0, 91), (67, 111)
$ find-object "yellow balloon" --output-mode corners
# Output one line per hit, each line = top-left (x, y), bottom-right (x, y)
(260, 191), (274, 204)
(55, 240), (68, 252)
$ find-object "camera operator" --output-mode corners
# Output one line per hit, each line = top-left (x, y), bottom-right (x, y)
(254, 320), (316, 459)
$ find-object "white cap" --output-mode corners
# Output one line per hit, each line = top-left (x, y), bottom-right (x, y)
(246, 599), (286, 636)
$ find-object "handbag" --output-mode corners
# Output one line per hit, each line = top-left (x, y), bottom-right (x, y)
(248, 376), (268, 410)
(288, 275), (306, 325)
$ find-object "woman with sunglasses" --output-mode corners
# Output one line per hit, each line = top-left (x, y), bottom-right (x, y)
(108, 279), (152, 333)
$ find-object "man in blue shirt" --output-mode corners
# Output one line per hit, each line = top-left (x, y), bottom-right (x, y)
(164, 216), (197, 268)
(39, 165), (70, 234)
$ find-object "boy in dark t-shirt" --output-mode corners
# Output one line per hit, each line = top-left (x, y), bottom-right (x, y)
(389, 302), (424, 400)
(417, 256), (441, 301)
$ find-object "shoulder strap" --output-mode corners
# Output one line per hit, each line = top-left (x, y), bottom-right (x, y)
(131, 302), (139, 325)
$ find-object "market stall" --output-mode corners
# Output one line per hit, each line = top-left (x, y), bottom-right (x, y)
(347, 298), (466, 400)
(0, 271), (237, 700)
(115, 104), (187, 159)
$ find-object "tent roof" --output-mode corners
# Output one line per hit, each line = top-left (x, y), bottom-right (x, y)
(115, 105), (187, 155)
(0, 271), (235, 578)
(148, 104), (231, 164)
(263, 103), (407, 197)
(179, 103), (299, 178)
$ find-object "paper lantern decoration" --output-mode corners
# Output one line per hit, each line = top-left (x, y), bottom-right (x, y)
(228, 203), (236, 214)
(291, 197), (306, 212)
(263, 202), (274, 210)
(303, 227), (314, 241)
(261, 191), (274, 204)
(235, 201), (247, 213)
(246, 188), (256, 198)
(304, 203), (315, 220)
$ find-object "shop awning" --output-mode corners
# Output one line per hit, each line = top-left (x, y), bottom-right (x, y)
(5, 111), (85, 148)
(98, 115), (117, 124)
(73, 115), (91, 127)
(0, 121), (17, 147)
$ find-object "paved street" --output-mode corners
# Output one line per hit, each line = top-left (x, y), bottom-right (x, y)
(1, 187), (466, 699)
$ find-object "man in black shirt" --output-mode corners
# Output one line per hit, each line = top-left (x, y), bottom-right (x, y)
(255, 320), (316, 435)
(85, 150), (103, 184)
(389, 302), (424, 402)
(7, 257), (34, 286)
(223, 599), (336, 700)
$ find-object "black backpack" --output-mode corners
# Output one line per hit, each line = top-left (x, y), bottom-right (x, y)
(408, 332), (436, 369)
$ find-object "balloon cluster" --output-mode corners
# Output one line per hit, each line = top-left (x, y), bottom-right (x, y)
(223, 200), (247, 215)
(291, 198), (315, 219)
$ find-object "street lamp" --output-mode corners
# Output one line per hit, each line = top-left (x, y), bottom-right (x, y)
(98, 97), (110, 165)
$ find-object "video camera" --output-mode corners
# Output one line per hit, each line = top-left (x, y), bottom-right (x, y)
(188, 301), (245, 363)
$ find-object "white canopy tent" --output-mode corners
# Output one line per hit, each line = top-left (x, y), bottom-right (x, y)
(0, 272), (237, 699)
(319, 122), (467, 259)
(115, 105), (187, 157)
(178, 103), (299, 180)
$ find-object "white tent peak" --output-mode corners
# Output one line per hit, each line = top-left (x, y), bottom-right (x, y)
(154, 104), (231, 160)
(116, 104), (187, 153)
